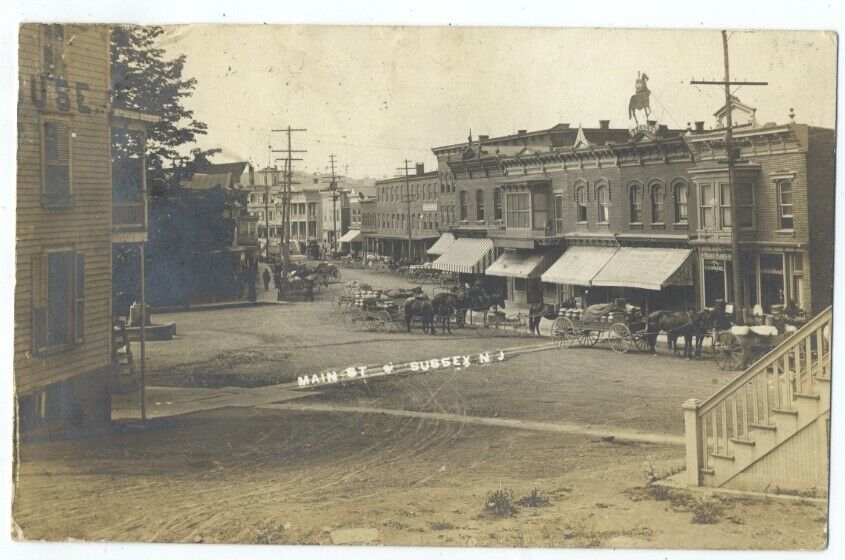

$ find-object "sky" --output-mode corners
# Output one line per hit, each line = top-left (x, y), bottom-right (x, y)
(157, 26), (837, 180)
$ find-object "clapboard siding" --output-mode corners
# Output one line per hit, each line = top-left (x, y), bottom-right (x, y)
(15, 24), (113, 395)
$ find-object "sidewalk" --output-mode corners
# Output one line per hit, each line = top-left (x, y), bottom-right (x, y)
(151, 282), (289, 314)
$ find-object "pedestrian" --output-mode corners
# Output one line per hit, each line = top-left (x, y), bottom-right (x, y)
(262, 267), (271, 291)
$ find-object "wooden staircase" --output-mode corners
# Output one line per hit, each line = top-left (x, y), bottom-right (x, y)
(682, 307), (832, 493)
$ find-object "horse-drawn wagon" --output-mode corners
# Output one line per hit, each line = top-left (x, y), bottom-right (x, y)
(552, 301), (651, 353)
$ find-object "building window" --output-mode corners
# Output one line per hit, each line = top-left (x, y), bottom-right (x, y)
(673, 181), (688, 223)
(575, 186), (588, 222)
(650, 183), (664, 223)
(554, 194), (564, 233)
(31, 250), (84, 351)
(778, 180), (794, 230)
(789, 253), (804, 309)
(596, 185), (610, 223)
(718, 183), (732, 229)
(475, 189), (485, 221)
(737, 182), (755, 229)
(699, 183), (716, 228)
(41, 24), (65, 76)
(629, 184), (642, 223)
(459, 190), (468, 221)
(493, 188), (503, 221)
(506, 192), (530, 229)
(42, 120), (72, 204)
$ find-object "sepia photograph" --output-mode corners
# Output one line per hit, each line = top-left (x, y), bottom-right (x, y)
(3, 2), (842, 558)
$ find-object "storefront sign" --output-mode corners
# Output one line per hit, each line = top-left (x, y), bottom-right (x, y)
(297, 349), (506, 388)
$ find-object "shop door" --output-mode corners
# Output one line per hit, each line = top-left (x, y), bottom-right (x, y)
(759, 253), (785, 312)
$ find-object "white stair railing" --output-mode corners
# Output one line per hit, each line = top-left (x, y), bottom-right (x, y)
(683, 306), (832, 485)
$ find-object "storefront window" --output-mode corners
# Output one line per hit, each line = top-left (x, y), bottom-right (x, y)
(554, 194), (564, 233)
(493, 188), (503, 221)
(759, 253), (785, 312)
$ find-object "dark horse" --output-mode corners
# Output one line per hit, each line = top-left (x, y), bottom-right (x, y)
(527, 301), (570, 336)
(449, 285), (503, 327)
(645, 308), (708, 358)
(628, 72), (651, 125)
(404, 296), (434, 335)
(430, 292), (460, 334)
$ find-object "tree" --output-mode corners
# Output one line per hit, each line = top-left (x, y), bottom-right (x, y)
(110, 25), (220, 196)
(110, 26), (247, 310)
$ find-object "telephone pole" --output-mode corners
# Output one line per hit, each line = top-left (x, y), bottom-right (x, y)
(323, 154), (344, 254)
(396, 159), (416, 263)
(271, 126), (306, 268)
(691, 30), (767, 321)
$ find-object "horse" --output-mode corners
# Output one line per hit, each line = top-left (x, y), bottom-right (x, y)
(645, 308), (707, 358)
(449, 285), (495, 327)
(628, 73), (651, 125)
(430, 292), (459, 334)
(404, 297), (434, 335)
(527, 303), (560, 336)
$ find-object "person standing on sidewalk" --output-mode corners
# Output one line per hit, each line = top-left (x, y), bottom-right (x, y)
(262, 268), (271, 292)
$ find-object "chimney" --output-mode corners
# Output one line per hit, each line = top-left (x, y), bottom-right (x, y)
(647, 119), (657, 127)
(517, 129), (527, 135)
(657, 124), (669, 135)
(416, 162), (425, 175)
(478, 134), (489, 142)
(695, 121), (705, 132)
(599, 120), (610, 130)
(248, 164), (255, 186)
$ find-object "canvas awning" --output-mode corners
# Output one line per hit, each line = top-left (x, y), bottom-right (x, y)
(591, 248), (694, 291)
(338, 229), (362, 243)
(432, 238), (496, 274)
(426, 232), (455, 255)
(541, 246), (619, 286)
(485, 251), (548, 279)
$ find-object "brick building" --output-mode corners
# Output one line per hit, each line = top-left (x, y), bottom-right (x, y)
(370, 164), (441, 262)
(430, 112), (834, 315)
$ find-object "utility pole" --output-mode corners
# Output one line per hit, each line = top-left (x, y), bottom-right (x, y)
(691, 30), (767, 321)
(271, 126), (306, 269)
(396, 159), (415, 264)
(323, 154), (344, 255)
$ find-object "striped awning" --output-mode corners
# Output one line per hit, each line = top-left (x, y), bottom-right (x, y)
(592, 248), (693, 291)
(426, 232), (456, 255)
(432, 238), (496, 274)
(338, 229), (362, 243)
(541, 246), (619, 286)
(485, 251), (548, 279)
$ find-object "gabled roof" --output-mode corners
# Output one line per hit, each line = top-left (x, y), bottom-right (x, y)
(176, 161), (250, 190)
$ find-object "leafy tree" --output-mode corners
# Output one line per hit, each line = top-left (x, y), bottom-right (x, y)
(110, 25), (248, 310)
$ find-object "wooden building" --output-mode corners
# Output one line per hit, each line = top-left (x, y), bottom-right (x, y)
(15, 24), (114, 432)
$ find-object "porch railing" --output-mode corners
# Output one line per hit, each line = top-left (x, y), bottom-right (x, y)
(113, 201), (146, 230)
(683, 306), (832, 483)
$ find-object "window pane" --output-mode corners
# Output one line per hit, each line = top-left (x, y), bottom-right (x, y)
(720, 183), (731, 204)
(737, 183), (753, 205)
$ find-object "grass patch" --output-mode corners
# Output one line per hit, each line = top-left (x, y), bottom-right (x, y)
(484, 489), (519, 518)
(690, 498), (723, 524)
(428, 520), (455, 531)
(517, 489), (551, 508)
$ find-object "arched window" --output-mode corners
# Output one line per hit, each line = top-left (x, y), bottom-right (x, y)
(475, 189), (485, 221)
(629, 184), (643, 223)
(493, 188), (503, 221)
(576, 186), (588, 222)
(650, 183), (664, 223)
(459, 190), (468, 221)
(596, 185), (610, 223)
(673, 180), (688, 223)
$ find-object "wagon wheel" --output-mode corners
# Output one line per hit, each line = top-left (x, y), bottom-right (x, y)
(714, 332), (742, 370)
(576, 329), (600, 347)
(410, 273), (424, 285)
(331, 268), (341, 281)
(439, 275), (455, 289)
(552, 317), (576, 348)
(512, 314), (532, 336)
(343, 308), (363, 332)
(404, 270), (417, 283)
(632, 330), (652, 352)
(376, 310), (393, 333)
(608, 323), (633, 353)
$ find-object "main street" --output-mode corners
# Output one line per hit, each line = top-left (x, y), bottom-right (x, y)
(13, 267), (828, 548)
